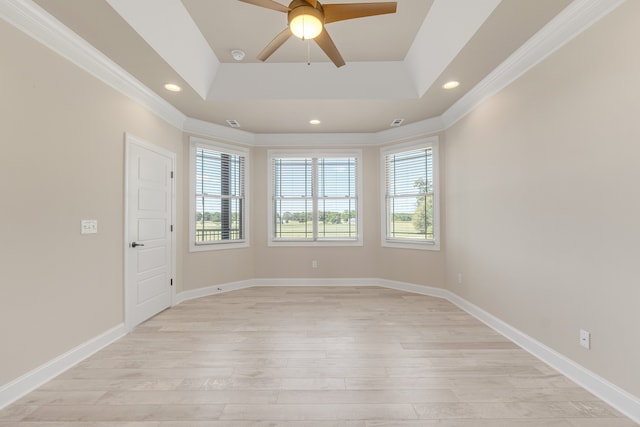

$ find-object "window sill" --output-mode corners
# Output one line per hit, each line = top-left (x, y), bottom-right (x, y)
(190, 241), (249, 252)
(269, 239), (363, 247)
(381, 239), (440, 251)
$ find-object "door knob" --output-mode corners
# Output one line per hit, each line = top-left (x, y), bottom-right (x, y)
(131, 242), (144, 248)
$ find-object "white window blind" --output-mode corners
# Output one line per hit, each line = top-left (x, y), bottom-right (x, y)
(384, 142), (437, 246)
(271, 153), (360, 243)
(273, 157), (314, 239)
(194, 144), (245, 245)
(317, 157), (358, 239)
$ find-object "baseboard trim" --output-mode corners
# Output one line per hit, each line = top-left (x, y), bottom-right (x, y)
(176, 278), (639, 423)
(175, 278), (384, 305)
(375, 278), (451, 300)
(175, 279), (255, 304)
(2, 280), (637, 423)
(253, 278), (382, 287)
(443, 290), (640, 424)
(0, 323), (127, 410)
(375, 279), (640, 424)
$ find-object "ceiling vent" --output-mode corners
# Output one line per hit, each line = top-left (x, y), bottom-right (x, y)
(390, 118), (404, 127)
(226, 119), (241, 128)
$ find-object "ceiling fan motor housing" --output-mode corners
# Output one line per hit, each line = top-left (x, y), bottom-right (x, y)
(289, 0), (324, 14)
(241, 0), (397, 67)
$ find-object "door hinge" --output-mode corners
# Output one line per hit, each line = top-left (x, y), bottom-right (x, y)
(170, 171), (174, 179)
(170, 278), (173, 287)
(170, 224), (174, 232)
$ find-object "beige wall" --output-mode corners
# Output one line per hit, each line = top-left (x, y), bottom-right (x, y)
(3, 0), (637, 406)
(444, 1), (640, 396)
(0, 14), (447, 387)
(180, 136), (255, 290)
(378, 135), (446, 287)
(180, 143), (445, 287)
(251, 145), (444, 285)
(251, 146), (380, 279)
(0, 21), (183, 385)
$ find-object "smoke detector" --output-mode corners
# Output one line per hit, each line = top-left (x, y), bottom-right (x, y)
(231, 49), (246, 61)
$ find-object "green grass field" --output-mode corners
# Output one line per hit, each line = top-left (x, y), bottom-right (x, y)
(275, 220), (428, 239)
(196, 220), (431, 240)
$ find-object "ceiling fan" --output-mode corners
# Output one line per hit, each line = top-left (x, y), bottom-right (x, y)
(238, 0), (398, 67)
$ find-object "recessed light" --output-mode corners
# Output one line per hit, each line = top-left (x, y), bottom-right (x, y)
(164, 83), (182, 92)
(309, 119), (321, 125)
(443, 81), (460, 90)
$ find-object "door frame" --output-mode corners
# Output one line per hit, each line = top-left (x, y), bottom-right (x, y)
(123, 132), (177, 332)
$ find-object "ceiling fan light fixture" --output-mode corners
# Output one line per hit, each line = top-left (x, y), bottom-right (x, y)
(289, 6), (323, 40)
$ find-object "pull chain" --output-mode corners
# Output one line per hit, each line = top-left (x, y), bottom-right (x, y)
(307, 40), (311, 66)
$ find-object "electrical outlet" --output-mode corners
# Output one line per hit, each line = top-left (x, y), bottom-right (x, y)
(312, 260), (318, 268)
(457, 273), (463, 285)
(580, 329), (591, 349)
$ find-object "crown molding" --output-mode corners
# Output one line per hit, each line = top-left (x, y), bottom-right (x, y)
(2, 0), (625, 145)
(253, 132), (376, 147)
(0, 0), (186, 130)
(441, 0), (626, 128)
(246, 116), (446, 148)
(183, 117), (255, 146)
(375, 116), (446, 144)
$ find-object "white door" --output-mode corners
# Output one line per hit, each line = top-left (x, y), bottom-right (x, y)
(125, 134), (175, 330)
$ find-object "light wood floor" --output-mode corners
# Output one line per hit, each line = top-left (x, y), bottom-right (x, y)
(1, 286), (636, 426)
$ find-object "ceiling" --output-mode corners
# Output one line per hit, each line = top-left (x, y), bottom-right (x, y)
(32, 0), (573, 134)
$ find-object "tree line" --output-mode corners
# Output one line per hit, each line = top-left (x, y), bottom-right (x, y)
(275, 210), (357, 224)
(196, 212), (241, 222)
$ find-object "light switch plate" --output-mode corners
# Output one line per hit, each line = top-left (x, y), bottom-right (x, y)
(81, 219), (98, 234)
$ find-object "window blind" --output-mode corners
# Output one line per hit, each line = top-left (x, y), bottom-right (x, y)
(195, 146), (245, 243)
(271, 155), (358, 241)
(317, 157), (358, 239)
(385, 147), (434, 240)
(272, 158), (313, 239)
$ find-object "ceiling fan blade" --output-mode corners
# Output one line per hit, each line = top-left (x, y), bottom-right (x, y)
(237, 0), (290, 13)
(257, 27), (293, 61)
(323, 2), (397, 24)
(314, 29), (345, 68)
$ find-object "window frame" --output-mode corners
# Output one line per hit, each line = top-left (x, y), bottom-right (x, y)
(189, 137), (250, 252)
(380, 137), (440, 251)
(268, 149), (363, 247)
